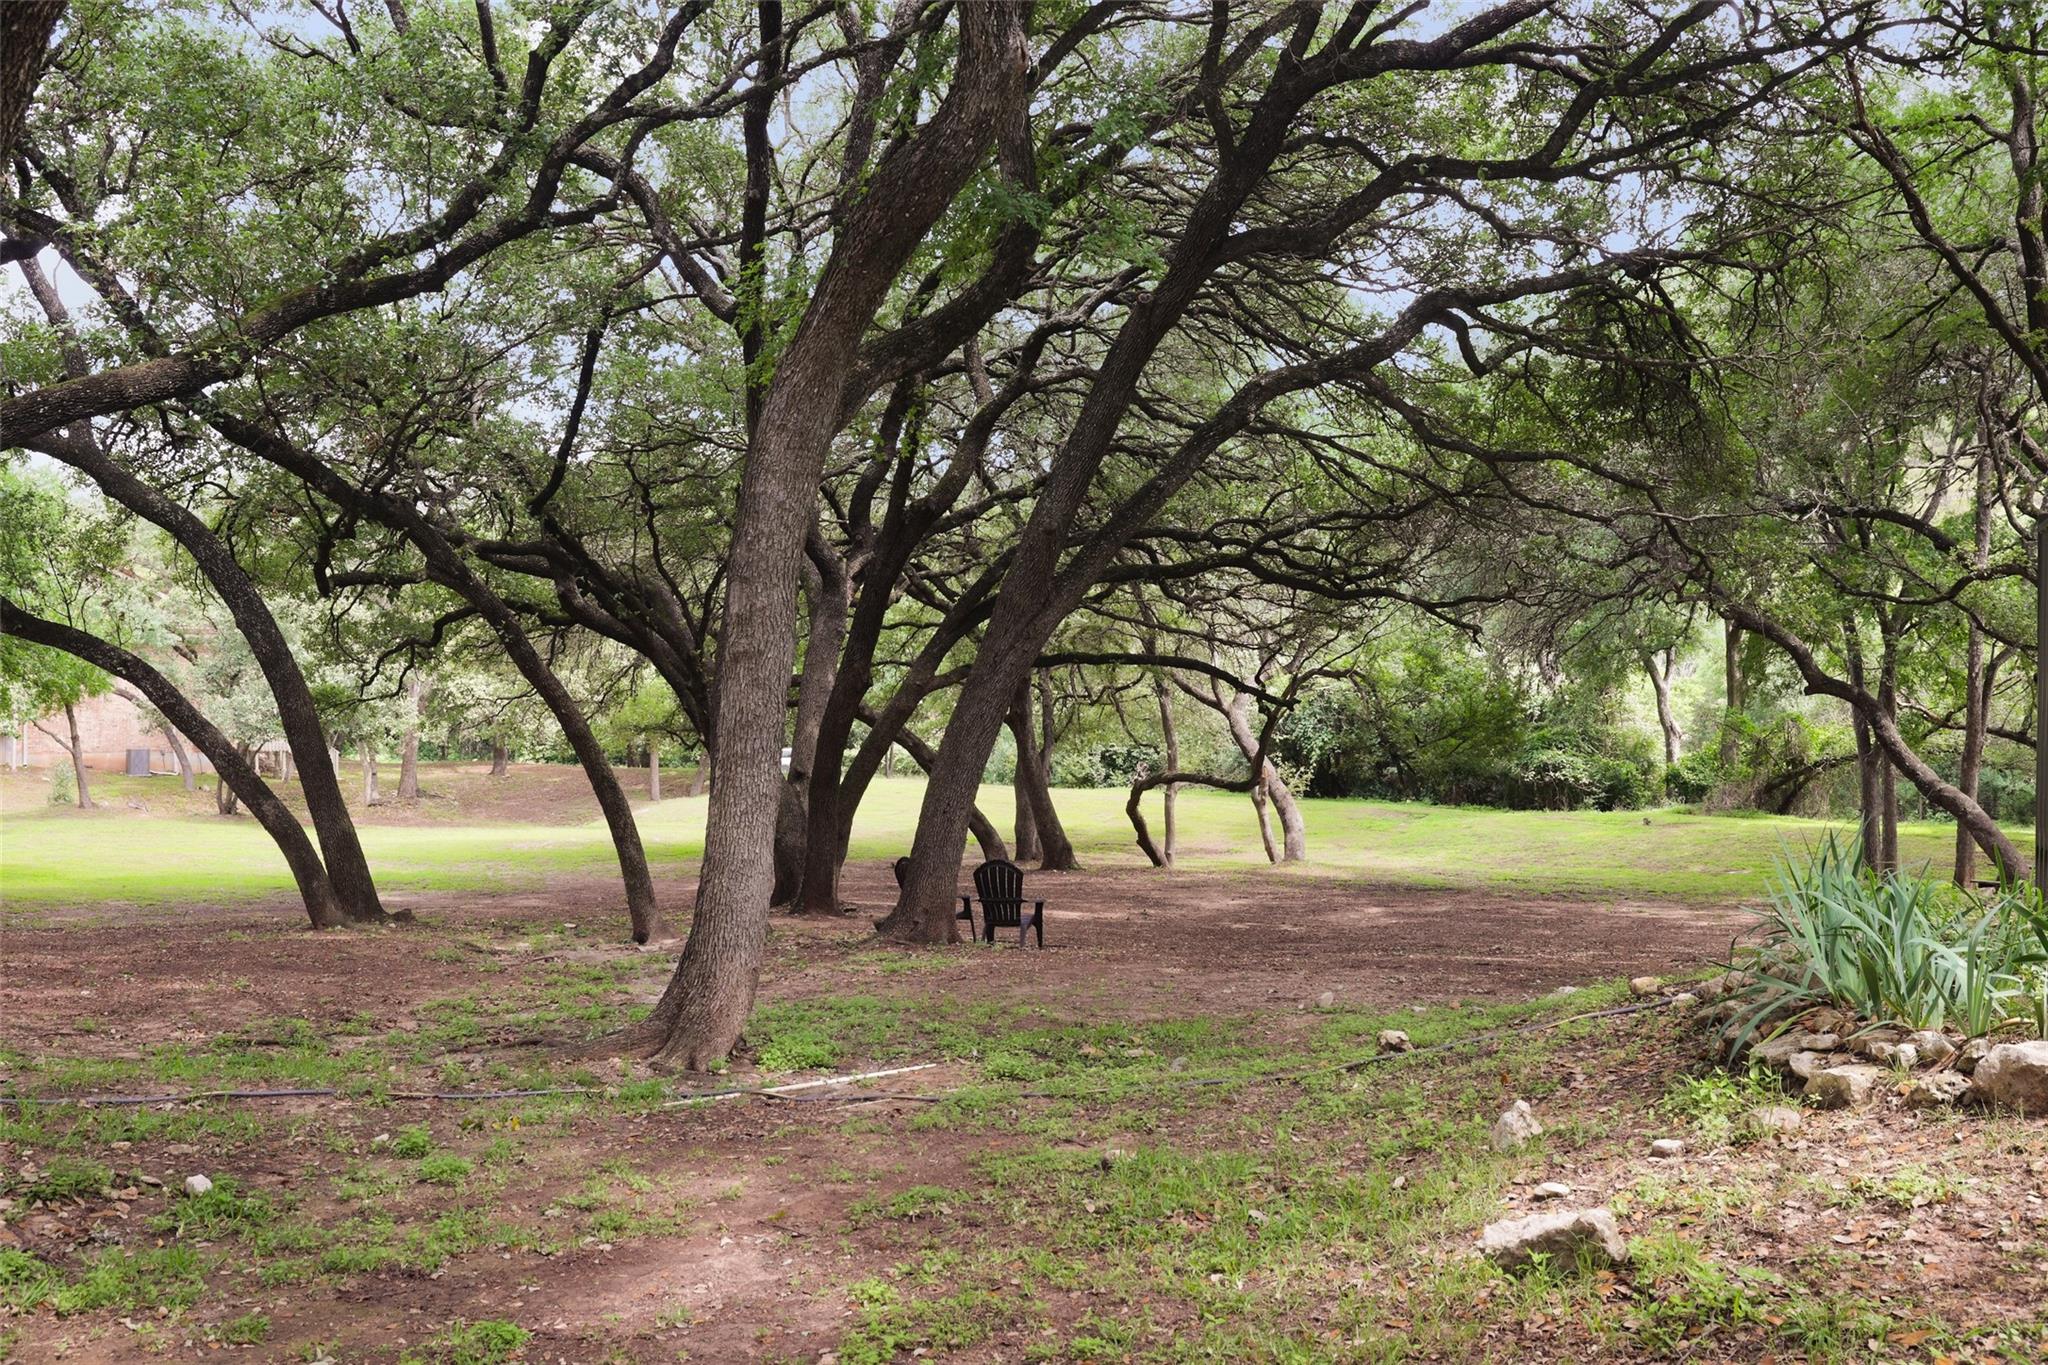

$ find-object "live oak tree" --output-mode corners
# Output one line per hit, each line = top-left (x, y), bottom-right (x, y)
(873, 0), (1886, 946)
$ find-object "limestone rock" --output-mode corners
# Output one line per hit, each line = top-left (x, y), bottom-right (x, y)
(1492, 1099), (1543, 1151)
(1786, 1050), (1829, 1083)
(1478, 1207), (1628, 1271)
(1531, 1181), (1572, 1201)
(1904, 1072), (1971, 1110)
(1956, 1038), (1991, 1074)
(1648, 1138), (1685, 1159)
(1967, 1041), (2048, 1116)
(182, 1174), (213, 1198)
(1805, 1064), (1885, 1109)
(1905, 1030), (1955, 1065)
(1747, 1105), (1803, 1135)
(1628, 976), (1664, 997)
(1377, 1029), (1414, 1054)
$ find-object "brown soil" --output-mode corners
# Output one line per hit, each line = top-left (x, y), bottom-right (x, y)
(4, 862), (2040, 1363)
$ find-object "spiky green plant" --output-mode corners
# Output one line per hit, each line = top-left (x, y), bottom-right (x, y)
(1721, 833), (2041, 1050)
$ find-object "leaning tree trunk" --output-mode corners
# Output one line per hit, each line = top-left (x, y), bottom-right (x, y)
(165, 725), (196, 791)
(663, 0), (1029, 1014)
(886, 716), (1009, 862)
(0, 600), (345, 926)
(1726, 599), (2025, 879)
(1644, 647), (1682, 768)
(61, 701), (92, 808)
(13, 252), (382, 916)
(1223, 692), (1304, 861)
(1009, 682), (1076, 869)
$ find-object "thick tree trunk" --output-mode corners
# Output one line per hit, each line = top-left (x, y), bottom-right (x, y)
(655, 0), (1032, 1055)
(886, 717), (1008, 862)
(0, 2), (66, 168)
(62, 702), (91, 807)
(397, 675), (423, 800)
(0, 601), (344, 927)
(649, 3), (1030, 1061)
(1012, 756), (1042, 863)
(490, 735), (509, 777)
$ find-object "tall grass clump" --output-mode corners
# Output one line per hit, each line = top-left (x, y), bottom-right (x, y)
(1721, 833), (2048, 1050)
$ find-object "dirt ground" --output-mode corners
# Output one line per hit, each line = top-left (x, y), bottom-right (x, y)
(3, 863), (2043, 1363)
(2, 861), (1751, 1048)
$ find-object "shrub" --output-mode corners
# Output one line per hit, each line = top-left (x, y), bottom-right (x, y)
(1720, 833), (2046, 1051)
(48, 762), (75, 805)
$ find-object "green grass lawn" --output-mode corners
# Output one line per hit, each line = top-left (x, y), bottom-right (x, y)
(0, 770), (1999, 909)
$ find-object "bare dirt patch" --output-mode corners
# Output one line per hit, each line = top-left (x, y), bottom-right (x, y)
(5, 862), (2040, 1363)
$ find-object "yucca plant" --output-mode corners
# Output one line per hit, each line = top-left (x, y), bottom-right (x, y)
(1720, 832), (2039, 1052)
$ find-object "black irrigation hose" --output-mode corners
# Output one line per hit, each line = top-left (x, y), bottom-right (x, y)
(0, 998), (1677, 1111)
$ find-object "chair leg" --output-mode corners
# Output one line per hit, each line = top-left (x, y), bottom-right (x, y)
(1034, 913), (1043, 948)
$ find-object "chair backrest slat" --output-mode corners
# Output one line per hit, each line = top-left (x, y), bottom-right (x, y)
(973, 858), (1025, 926)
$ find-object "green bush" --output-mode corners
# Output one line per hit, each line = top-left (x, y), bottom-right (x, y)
(48, 762), (75, 805)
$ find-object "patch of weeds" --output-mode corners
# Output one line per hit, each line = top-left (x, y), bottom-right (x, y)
(846, 1185), (958, 1225)
(391, 1124), (435, 1158)
(417, 1154), (475, 1186)
(151, 1176), (275, 1237)
(1621, 1229), (1776, 1353)
(0, 1245), (206, 1315)
(8, 1155), (111, 1203)
(1847, 1164), (1958, 1210)
(398, 1318), (531, 1365)
(213, 1312), (270, 1346)
(1661, 1067), (1784, 1146)
(335, 1160), (405, 1203)
(834, 1278), (1019, 1365)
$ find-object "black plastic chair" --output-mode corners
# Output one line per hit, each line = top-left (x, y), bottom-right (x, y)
(960, 858), (1045, 948)
(896, 856), (977, 937)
